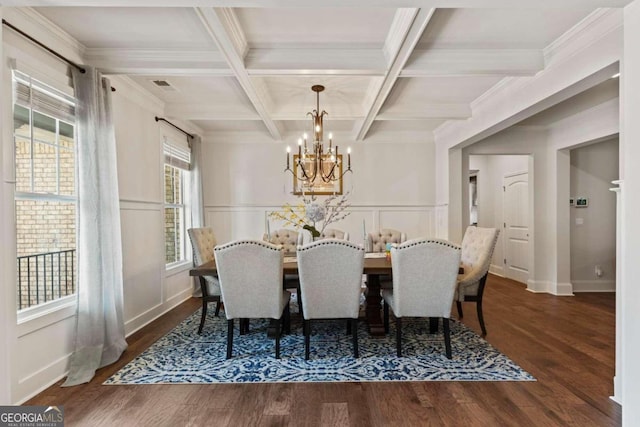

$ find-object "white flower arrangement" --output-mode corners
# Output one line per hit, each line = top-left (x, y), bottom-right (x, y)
(269, 192), (351, 239)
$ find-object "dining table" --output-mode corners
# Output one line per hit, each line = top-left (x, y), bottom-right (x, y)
(189, 253), (400, 336)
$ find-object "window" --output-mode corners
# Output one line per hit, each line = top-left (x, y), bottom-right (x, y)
(13, 70), (77, 310)
(164, 138), (191, 266)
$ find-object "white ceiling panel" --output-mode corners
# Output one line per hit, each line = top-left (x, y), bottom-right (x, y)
(369, 120), (446, 134)
(235, 8), (396, 48)
(35, 7), (217, 49)
(419, 8), (593, 49)
(256, 76), (380, 119)
(381, 76), (503, 114)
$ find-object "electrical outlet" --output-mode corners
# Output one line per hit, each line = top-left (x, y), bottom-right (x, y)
(595, 265), (603, 278)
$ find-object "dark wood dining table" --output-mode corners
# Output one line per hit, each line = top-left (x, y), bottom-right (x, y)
(189, 254), (394, 336)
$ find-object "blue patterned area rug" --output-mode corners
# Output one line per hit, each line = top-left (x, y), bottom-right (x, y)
(105, 308), (534, 384)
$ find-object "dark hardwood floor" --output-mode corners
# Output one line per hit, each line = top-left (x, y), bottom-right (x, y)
(27, 275), (620, 426)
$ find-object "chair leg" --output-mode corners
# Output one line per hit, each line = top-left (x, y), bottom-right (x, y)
(383, 301), (390, 334)
(282, 304), (291, 335)
(396, 317), (402, 357)
(456, 301), (463, 319)
(275, 318), (281, 359)
(346, 319), (352, 335)
(226, 319), (234, 359)
(198, 300), (208, 335)
(477, 299), (487, 336)
(352, 319), (359, 358)
(297, 286), (304, 316)
(214, 299), (221, 317)
(443, 318), (452, 359)
(304, 320), (311, 360)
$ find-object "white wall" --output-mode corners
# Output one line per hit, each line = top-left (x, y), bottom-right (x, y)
(112, 76), (197, 336)
(201, 138), (437, 246)
(570, 138), (618, 292)
(469, 155), (529, 278)
(0, 9), (197, 402)
(622, 0), (640, 420)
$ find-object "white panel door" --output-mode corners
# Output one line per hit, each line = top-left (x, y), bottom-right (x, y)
(503, 173), (529, 284)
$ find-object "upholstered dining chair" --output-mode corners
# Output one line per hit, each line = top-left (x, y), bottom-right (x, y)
(187, 227), (222, 334)
(297, 239), (365, 360)
(455, 226), (500, 336)
(214, 240), (290, 359)
(366, 228), (407, 253)
(263, 229), (299, 253)
(297, 228), (351, 246)
(382, 239), (461, 358)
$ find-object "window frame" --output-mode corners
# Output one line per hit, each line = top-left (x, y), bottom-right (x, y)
(162, 134), (192, 271)
(12, 70), (78, 315)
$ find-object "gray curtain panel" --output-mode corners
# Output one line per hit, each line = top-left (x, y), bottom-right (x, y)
(190, 134), (205, 296)
(63, 66), (127, 386)
(190, 134), (205, 228)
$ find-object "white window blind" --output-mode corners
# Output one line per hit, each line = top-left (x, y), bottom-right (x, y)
(13, 70), (75, 124)
(163, 136), (191, 171)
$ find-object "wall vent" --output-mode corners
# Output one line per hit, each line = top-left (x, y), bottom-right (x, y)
(151, 80), (177, 91)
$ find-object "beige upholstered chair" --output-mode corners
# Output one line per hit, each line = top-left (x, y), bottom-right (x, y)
(320, 228), (349, 241)
(296, 228), (349, 246)
(263, 229), (299, 253)
(455, 226), (500, 336)
(214, 240), (290, 359)
(187, 227), (222, 334)
(382, 239), (461, 358)
(366, 229), (407, 253)
(297, 239), (365, 360)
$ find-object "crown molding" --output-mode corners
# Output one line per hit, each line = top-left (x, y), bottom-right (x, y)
(543, 8), (623, 67)
(3, 7), (86, 62)
(83, 48), (232, 75)
(435, 8), (623, 147)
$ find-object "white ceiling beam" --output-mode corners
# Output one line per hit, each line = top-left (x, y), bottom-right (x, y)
(245, 48), (386, 76)
(377, 104), (471, 120)
(195, 7), (283, 140)
(165, 103), (261, 120)
(84, 48), (233, 76)
(354, 8), (435, 141)
(401, 49), (544, 77)
(4, 1), (632, 8)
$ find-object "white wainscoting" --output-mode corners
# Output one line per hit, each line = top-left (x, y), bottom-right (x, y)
(120, 200), (193, 336)
(205, 205), (438, 246)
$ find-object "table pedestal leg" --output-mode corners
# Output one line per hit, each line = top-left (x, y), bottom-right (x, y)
(365, 274), (385, 336)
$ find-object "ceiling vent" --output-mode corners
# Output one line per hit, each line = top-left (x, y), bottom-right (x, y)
(151, 80), (177, 91)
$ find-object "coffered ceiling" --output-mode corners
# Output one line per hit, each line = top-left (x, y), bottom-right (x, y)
(22, 2), (625, 141)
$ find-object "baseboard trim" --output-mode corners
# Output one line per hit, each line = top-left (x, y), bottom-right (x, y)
(526, 280), (574, 296)
(15, 353), (70, 404)
(572, 280), (615, 292)
(124, 288), (193, 337)
(526, 280), (549, 293)
(554, 282), (575, 296)
(489, 264), (504, 277)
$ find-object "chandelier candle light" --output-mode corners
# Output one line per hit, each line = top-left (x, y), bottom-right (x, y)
(285, 85), (352, 189)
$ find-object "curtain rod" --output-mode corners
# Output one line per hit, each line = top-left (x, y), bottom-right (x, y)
(2, 19), (116, 92)
(155, 117), (194, 139)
